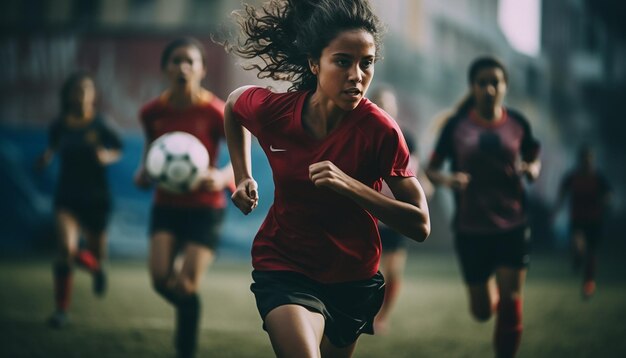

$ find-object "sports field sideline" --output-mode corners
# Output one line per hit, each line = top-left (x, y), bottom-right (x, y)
(1, 250), (625, 357)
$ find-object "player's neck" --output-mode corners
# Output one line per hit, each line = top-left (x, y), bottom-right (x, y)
(167, 87), (206, 108)
(65, 106), (94, 124)
(475, 106), (503, 122)
(302, 94), (347, 139)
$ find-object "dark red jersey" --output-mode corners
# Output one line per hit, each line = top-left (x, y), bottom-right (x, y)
(430, 108), (540, 235)
(560, 169), (610, 224)
(233, 87), (413, 283)
(140, 91), (227, 208)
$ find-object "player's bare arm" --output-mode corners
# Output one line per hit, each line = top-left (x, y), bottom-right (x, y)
(224, 86), (259, 214)
(133, 143), (153, 189)
(425, 161), (471, 190)
(309, 160), (430, 242)
(96, 148), (122, 165)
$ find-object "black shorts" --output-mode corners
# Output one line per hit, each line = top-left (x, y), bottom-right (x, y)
(571, 222), (603, 251)
(379, 224), (407, 252)
(149, 206), (225, 250)
(250, 270), (385, 348)
(55, 196), (111, 233)
(454, 226), (531, 285)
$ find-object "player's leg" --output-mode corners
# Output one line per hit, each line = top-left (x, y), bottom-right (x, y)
(172, 243), (214, 358)
(83, 228), (107, 296)
(374, 248), (407, 333)
(570, 227), (585, 272)
(149, 230), (178, 304)
(581, 224), (601, 298)
(492, 227), (530, 358)
(455, 232), (498, 321)
(265, 304), (325, 358)
(494, 267), (526, 358)
(49, 209), (80, 327)
(467, 277), (499, 321)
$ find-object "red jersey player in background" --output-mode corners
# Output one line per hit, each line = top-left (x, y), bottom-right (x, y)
(554, 144), (611, 299)
(35, 72), (123, 328)
(133, 37), (234, 358)
(368, 85), (434, 334)
(222, 0), (430, 357)
(426, 56), (541, 358)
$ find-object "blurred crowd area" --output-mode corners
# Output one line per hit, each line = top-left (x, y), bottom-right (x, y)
(1, 0), (625, 257)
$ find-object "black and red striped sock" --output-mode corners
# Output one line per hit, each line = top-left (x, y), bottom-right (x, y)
(494, 297), (523, 358)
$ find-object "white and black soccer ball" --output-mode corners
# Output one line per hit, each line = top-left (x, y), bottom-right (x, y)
(145, 131), (209, 193)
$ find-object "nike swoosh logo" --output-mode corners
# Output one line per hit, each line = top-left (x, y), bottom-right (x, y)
(270, 145), (286, 152)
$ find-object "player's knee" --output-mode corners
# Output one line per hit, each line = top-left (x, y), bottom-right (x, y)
(174, 277), (198, 296)
(58, 246), (76, 261)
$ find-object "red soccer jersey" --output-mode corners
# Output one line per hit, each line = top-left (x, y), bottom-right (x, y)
(233, 87), (414, 283)
(560, 169), (610, 224)
(140, 91), (227, 208)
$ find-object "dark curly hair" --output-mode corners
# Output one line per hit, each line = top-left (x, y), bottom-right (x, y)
(227, 0), (384, 92)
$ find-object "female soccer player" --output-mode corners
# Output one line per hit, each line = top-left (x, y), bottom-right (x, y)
(133, 37), (234, 358)
(426, 56), (541, 358)
(35, 72), (123, 328)
(554, 144), (611, 299)
(223, 1), (430, 357)
(368, 85), (429, 334)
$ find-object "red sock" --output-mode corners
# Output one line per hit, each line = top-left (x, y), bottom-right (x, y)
(494, 298), (523, 358)
(53, 263), (73, 311)
(75, 250), (100, 273)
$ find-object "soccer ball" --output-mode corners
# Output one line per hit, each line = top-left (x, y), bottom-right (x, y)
(145, 131), (209, 193)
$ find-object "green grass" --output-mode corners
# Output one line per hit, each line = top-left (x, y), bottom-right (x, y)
(1, 251), (625, 357)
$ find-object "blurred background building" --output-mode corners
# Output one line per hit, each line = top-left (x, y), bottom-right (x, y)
(1, 0), (624, 257)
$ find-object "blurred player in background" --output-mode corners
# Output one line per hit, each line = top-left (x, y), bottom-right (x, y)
(223, 0), (430, 356)
(368, 85), (433, 334)
(554, 144), (611, 299)
(35, 72), (123, 328)
(133, 37), (234, 358)
(426, 56), (541, 358)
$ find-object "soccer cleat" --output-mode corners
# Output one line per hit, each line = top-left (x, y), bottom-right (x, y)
(47, 310), (69, 329)
(582, 280), (596, 300)
(93, 270), (107, 297)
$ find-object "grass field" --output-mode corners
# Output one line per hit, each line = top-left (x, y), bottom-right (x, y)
(1, 250), (625, 358)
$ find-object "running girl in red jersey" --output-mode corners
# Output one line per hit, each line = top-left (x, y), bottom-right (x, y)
(35, 72), (123, 328)
(426, 57), (541, 358)
(555, 145), (611, 299)
(222, 1), (430, 357)
(133, 37), (234, 358)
